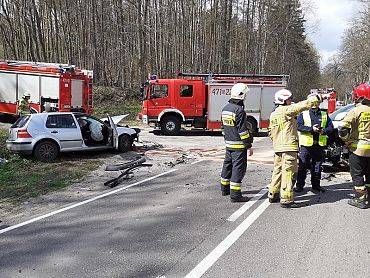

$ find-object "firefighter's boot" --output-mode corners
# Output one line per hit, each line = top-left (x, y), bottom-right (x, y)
(268, 192), (280, 203)
(220, 178), (230, 196)
(221, 185), (230, 196)
(348, 188), (369, 209)
(230, 189), (249, 203)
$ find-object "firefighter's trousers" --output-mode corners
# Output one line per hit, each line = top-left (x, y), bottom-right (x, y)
(269, 152), (298, 204)
(296, 145), (324, 189)
(349, 152), (370, 189)
(221, 149), (247, 196)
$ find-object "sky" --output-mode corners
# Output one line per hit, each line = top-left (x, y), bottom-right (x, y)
(303, 0), (361, 68)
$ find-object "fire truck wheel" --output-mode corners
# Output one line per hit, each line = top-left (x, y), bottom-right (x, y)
(118, 134), (133, 153)
(34, 140), (59, 162)
(161, 115), (181, 135)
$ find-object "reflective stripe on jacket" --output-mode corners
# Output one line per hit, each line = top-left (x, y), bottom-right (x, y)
(298, 110), (328, 147)
(340, 103), (370, 157)
(221, 100), (253, 151)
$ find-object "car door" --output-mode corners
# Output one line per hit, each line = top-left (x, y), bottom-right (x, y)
(108, 115), (119, 149)
(148, 83), (171, 115)
(45, 114), (83, 150)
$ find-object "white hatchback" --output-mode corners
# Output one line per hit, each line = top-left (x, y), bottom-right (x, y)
(6, 112), (140, 162)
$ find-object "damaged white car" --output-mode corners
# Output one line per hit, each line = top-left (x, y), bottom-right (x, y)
(6, 112), (140, 162)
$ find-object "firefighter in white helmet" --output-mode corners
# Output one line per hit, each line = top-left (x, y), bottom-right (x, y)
(18, 92), (31, 116)
(220, 83), (254, 202)
(268, 89), (331, 207)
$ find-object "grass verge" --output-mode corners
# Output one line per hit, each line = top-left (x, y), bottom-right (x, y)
(0, 130), (102, 206)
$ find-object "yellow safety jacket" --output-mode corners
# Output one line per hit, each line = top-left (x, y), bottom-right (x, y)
(340, 103), (370, 157)
(18, 99), (30, 115)
(298, 110), (328, 147)
(268, 95), (321, 153)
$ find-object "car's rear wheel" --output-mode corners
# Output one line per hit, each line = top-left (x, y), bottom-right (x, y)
(34, 140), (59, 162)
(118, 134), (133, 153)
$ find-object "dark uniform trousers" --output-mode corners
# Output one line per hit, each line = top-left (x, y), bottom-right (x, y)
(296, 144), (324, 189)
(349, 152), (370, 187)
(221, 149), (248, 189)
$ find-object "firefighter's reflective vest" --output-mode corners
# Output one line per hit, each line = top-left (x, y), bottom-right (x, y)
(221, 101), (253, 150)
(298, 110), (328, 147)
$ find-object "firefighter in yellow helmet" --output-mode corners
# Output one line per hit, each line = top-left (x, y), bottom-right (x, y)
(18, 92), (31, 116)
(338, 83), (370, 209)
(220, 83), (254, 202)
(268, 89), (331, 208)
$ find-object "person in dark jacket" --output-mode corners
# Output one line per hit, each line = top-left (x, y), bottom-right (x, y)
(295, 97), (334, 193)
(220, 83), (254, 202)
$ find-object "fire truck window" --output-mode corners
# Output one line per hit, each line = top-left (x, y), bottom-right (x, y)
(180, 85), (193, 97)
(46, 114), (77, 128)
(151, 85), (168, 99)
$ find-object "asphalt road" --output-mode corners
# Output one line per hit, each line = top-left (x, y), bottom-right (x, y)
(1, 136), (369, 278)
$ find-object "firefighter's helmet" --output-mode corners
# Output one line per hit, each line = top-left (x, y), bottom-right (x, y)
(23, 92), (31, 98)
(274, 89), (292, 105)
(353, 83), (370, 102)
(230, 83), (249, 100)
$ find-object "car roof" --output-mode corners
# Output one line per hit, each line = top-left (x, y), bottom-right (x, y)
(28, 112), (88, 117)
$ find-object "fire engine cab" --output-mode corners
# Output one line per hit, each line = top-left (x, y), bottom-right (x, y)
(141, 73), (289, 135)
(0, 60), (93, 116)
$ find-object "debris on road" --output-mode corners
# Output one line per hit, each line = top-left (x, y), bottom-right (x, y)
(104, 156), (152, 188)
(136, 140), (164, 153)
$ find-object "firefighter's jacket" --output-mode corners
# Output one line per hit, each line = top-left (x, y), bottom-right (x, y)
(221, 100), (253, 150)
(340, 103), (370, 157)
(268, 96), (322, 153)
(18, 99), (30, 115)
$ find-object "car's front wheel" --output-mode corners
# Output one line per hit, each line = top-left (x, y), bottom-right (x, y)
(118, 134), (133, 153)
(34, 140), (59, 162)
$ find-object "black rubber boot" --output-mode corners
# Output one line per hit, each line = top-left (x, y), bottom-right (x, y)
(311, 186), (326, 193)
(268, 193), (280, 203)
(348, 190), (369, 209)
(230, 190), (249, 203)
(280, 202), (300, 208)
(221, 185), (230, 196)
(293, 186), (304, 193)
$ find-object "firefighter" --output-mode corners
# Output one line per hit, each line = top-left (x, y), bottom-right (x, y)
(18, 92), (31, 116)
(268, 89), (331, 208)
(338, 83), (370, 209)
(43, 102), (51, 113)
(295, 95), (334, 193)
(220, 83), (254, 203)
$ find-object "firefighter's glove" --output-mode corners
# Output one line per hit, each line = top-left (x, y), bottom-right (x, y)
(321, 93), (332, 100)
(247, 148), (254, 156)
(338, 122), (351, 141)
(313, 124), (321, 133)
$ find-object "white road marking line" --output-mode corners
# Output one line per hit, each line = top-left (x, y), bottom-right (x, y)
(227, 188), (268, 222)
(191, 159), (207, 165)
(185, 199), (271, 278)
(0, 169), (178, 235)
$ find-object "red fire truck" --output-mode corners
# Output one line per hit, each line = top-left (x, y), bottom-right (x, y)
(141, 73), (289, 135)
(0, 60), (93, 116)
